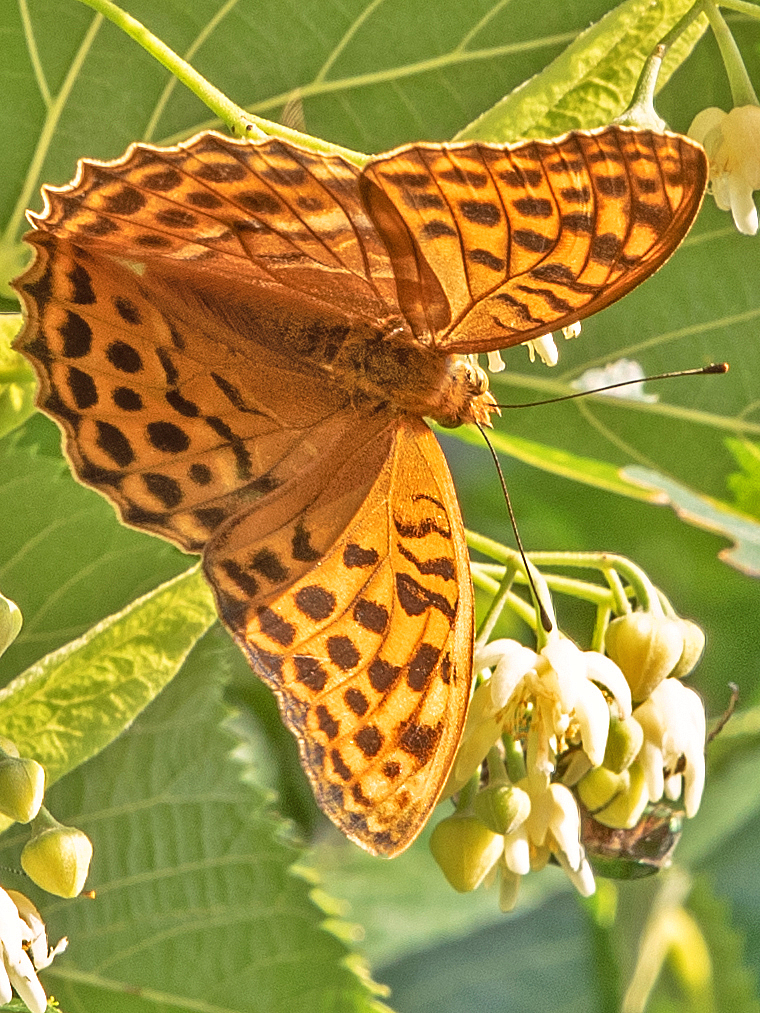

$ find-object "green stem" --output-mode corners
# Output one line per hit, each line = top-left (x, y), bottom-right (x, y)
(475, 563), (518, 652)
(486, 746), (509, 786)
(455, 775), (479, 814)
(502, 734), (527, 783)
(703, 0), (759, 105)
(465, 531), (557, 642)
(657, 0), (709, 50)
(526, 551), (660, 613)
(142, 0), (242, 142)
(74, 0), (265, 137)
(72, 0), (368, 163)
(719, 0), (760, 18)
(591, 604), (612, 653)
(601, 566), (632, 616)
(615, 1), (709, 130)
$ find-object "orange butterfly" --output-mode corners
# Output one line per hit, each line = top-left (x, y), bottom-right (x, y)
(13, 126), (706, 856)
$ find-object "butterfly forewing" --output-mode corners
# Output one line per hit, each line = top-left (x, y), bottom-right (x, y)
(13, 122), (706, 857)
(29, 132), (400, 323)
(18, 231), (359, 552)
(359, 126), (707, 350)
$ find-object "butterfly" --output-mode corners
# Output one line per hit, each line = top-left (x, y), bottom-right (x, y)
(13, 126), (706, 856)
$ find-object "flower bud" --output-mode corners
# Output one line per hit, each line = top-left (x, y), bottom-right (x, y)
(593, 762), (649, 830)
(577, 765), (623, 812)
(603, 714), (644, 774)
(429, 815), (503, 892)
(0, 594), (22, 659)
(473, 783), (530, 835)
(22, 813), (93, 898)
(0, 753), (45, 824)
(668, 619), (705, 680)
(605, 612), (685, 701)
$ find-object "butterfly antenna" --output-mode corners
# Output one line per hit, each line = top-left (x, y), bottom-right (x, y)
(475, 422), (553, 633)
(494, 362), (728, 410)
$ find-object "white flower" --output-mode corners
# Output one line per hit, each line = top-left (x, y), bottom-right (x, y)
(486, 350), (506, 373)
(499, 734), (595, 910)
(526, 333), (559, 366)
(633, 678), (706, 817)
(450, 635), (631, 792)
(688, 105), (760, 235)
(0, 887), (66, 1013)
(524, 323), (581, 367)
(493, 635), (631, 771)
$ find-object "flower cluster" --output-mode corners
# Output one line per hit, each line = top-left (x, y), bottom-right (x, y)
(0, 594), (93, 1011)
(431, 600), (707, 910)
(0, 887), (67, 1013)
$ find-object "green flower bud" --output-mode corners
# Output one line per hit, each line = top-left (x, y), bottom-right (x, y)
(22, 811), (93, 898)
(668, 619), (706, 680)
(603, 714), (644, 774)
(473, 783), (530, 835)
(429, 815), (503, 893)
(0, 753), (45, 823)
(577, 765), (624, 812)
(594, 761), (649, 830)
(605, 612), (685, 701)
(0, 593), (22, 659)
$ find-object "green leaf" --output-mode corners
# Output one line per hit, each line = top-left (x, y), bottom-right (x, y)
(441, 422), (663, 502)
(727, 439), (760, 521)
(2, 4), (760, 1012)
(0, 627), (388, 1013)
(0, 425), (189, 676)
(683, 879), (760, 1013)
(458, 0), (707, 141)
(623, 466), (760, 576)
(0, 564), (215, 785)
(0, 315), (35, 439)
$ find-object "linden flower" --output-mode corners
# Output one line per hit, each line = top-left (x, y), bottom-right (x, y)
(633, 678), (706, 818)
(449, 635), (631, 792)
(688, 105), (760, 234)
(498, 734), (595, 911)
(0, 887), (67, 1013)
(525, 323), (582, 367)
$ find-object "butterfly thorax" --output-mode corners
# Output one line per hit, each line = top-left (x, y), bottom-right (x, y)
(323, 316), (498, 428)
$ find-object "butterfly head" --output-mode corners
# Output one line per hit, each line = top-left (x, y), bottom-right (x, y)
(434, 357), (500, 429)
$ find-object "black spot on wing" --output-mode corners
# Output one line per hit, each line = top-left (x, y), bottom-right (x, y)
(295, 585), (336, 621)
(343, 543), (379, 568)
(257, 607), (295, 647)
(60, 312), (92, 358)
(355, 725), (383, 758)
(327, 636), (360, 671)
(396, 573), (455, 622)
(407, 643), (440, 691)
(294, 656), (328, 692)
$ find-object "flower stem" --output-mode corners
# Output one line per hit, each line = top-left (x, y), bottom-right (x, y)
(475, 563), (518, 652)
(72, 0), (369, 162)
(703, 0), (760, 105)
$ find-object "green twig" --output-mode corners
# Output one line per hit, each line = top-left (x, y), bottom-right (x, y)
(703, 0), (759, 104)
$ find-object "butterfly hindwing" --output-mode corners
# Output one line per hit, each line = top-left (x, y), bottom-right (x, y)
(207, 415), (473, 855)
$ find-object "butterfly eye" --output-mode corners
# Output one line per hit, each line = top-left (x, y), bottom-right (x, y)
(466, 363), (490, 397)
